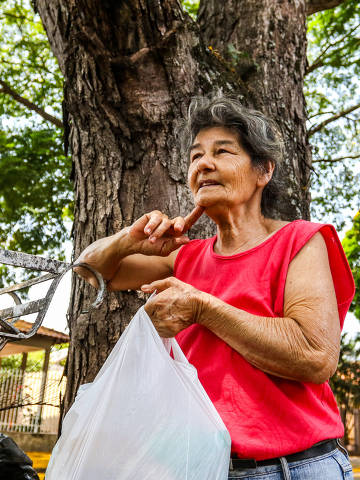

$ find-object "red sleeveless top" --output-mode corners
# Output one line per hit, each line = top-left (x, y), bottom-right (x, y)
(174, 219), (355, 460)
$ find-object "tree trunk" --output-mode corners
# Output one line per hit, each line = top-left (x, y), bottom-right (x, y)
(34, 0), (311, 417)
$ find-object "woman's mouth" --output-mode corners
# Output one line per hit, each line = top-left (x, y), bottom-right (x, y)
(198, 180), (221, 190)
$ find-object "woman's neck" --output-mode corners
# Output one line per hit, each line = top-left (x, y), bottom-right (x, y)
(213, 211), (273, 256)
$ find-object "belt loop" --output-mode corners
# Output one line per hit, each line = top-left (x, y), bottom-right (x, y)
(336, 439), (349, 458)
(279, 456), (292, 480)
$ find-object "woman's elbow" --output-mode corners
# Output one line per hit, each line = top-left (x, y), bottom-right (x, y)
(303, 347), (340, 384)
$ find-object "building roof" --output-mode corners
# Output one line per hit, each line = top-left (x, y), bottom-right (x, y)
(0, 320), (69, 357)
(13, 320), (69, 343)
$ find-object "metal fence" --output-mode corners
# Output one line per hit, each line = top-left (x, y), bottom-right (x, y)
(0, 368), (66, 434)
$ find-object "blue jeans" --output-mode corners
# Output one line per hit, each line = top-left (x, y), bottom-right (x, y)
(228, 448), (354, 479)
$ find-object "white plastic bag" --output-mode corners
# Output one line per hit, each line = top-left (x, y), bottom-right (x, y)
(46, 304), (231, 480)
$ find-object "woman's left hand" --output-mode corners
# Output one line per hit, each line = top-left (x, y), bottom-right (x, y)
(141, 277), (206, 337)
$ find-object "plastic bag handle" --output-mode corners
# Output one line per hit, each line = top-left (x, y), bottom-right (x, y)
(169, 338), (190, 364)
(162, 337), (190, 364)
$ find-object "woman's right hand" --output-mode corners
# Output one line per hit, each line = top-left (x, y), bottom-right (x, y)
(74, 206), (204, 285)
(128, 206), (204, 257)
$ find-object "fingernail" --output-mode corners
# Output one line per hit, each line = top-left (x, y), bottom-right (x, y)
(141, 284), (150, 290)
(145, 228), (151, 234)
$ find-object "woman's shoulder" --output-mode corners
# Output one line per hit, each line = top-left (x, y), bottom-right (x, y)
(264, 218), (308, 239)
(265, 218), (327, 237)
(265, 218), (292, 235)
(262, 219), (335, 254)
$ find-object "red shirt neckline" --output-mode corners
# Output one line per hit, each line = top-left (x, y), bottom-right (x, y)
(210, 219), (303, 259)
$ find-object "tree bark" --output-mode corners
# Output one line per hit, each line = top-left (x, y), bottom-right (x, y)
(34, 0), (312, 417)
(34, 0), (239, 416)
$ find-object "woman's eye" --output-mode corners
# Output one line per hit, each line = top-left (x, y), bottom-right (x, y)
(218, 149), (229, 154)
(191, 153), (201, 162)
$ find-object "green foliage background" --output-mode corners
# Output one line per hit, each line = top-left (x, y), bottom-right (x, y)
(306, 0), (360, 231)
(0, 0), (72, 287)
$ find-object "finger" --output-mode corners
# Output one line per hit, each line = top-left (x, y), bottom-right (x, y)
(183, 206), (205, 233)
(171, 216), (186, 234)
(129, 213), (150, 234)
(141, 276), (179, 293)
(73, 265), (100, 289)
(148, 218), (172, 242)
(144, 212), (166, 235)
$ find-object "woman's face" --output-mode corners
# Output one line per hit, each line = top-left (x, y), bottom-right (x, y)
(187, 126), (270, 212)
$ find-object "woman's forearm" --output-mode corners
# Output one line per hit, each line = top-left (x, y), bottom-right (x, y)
(74, 227), (135, 284)
(197, 292), (337, 384)
(74, 209), (196, 289)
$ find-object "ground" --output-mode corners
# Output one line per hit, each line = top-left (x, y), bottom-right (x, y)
(27, 451), (49, 479)
(352, 457), (360, 479)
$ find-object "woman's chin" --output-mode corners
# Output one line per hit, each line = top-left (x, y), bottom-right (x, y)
(195, 193), (221, 208)
(195, 198), (230, 217)
(196, 199), (215, 208)
(195, 202), (225, 218)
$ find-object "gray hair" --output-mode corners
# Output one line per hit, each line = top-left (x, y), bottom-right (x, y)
(177, 95), (285, 218)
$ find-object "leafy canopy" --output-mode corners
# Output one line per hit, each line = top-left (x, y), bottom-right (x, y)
(306, 0), (360, 231)
(0, 0), (72, 285)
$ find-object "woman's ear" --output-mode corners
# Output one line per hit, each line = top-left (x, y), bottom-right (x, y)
(257, 160), (275, 187)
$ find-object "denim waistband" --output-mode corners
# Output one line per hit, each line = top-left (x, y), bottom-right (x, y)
(230, 438), (339, 470)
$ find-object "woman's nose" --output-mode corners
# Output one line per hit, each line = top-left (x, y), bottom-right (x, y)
(196, 154), (216, 172)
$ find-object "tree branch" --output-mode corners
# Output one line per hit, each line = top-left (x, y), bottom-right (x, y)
(1, 12), (29, 21)
(308, 103), (360, 136)
(308, 110), (335, 119)
(307, 0), (347, 15)
(1, 58), (58, 77)
(306, 24), (360, 74)
(0, 79), (63, 128)
(312, 154), (360, 163)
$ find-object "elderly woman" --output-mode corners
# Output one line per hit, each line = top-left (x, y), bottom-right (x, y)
(76, 96), (355, 479)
